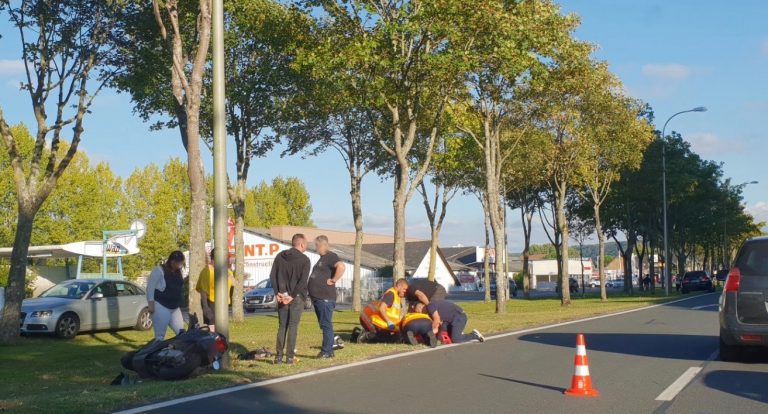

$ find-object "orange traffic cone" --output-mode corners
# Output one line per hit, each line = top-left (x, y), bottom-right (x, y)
(564, 334), (599, 397)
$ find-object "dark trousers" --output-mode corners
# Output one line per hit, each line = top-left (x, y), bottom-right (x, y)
(446, 312), (474, 343)
(276, 300), (304, 358)
(312, 298), (336, 355)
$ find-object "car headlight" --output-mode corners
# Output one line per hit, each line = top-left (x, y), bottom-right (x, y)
(31, 310), (53, 318)
(265, 295), (274, 302)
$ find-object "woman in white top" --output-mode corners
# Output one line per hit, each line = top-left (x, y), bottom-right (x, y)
(146, 251), (186, 340)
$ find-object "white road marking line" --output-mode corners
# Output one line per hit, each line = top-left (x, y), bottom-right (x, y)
(691, 304), (718, 310)
(655, 367), (702, 401)
(114, 292), (718, 414)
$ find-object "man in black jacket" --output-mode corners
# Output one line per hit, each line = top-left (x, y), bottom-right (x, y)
(269, 233), (311, 364)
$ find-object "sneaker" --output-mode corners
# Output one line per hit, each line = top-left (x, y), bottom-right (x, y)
(316, 352), (335, 359)
(405, 331), (419, 346)
(472, 329), (485, 343)
(286, 357), (297, 365)
(426, 331), (438, 348)
(273, 356), (283, 365)
(333, 335), (345, 350)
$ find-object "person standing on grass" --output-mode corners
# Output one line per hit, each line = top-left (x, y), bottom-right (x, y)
(196, 248), (234, 332)
(146, 251), (186, 341)
(269, 233), (311, 365)
(415, 299), (485, 344)
(308, 235), (346, 359)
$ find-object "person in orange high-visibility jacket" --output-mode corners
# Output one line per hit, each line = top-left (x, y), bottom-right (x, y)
(356, 279), (408, 342)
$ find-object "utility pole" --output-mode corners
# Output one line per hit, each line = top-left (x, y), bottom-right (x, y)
(212, 0), (230, 368)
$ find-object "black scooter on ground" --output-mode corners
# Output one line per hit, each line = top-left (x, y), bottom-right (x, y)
(121, 314), (228, 380)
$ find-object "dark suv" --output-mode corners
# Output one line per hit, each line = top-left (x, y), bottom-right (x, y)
(680, 271), (715, 294)
(719, 237), (768, 361)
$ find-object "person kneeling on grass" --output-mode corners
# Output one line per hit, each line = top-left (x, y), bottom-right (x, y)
(353, 279), (408, 343)
(401, 312), (438, 347)
(415, 300), (485, 344)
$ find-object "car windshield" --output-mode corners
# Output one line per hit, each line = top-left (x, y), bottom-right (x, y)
(40, 281), (95, 299)
(255, 279), (272, 289)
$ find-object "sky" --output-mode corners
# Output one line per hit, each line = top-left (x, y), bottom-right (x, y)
(0, 0), (766, 252)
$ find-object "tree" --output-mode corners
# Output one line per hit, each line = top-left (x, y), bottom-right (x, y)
(244, 177), (313, 228)
(114, 0), (212, 317)
(311, 0), (471, 281)
(0, 0), (120, 342)
(454, 0), (576, 312)
(575, 78), (654, 300)
(122, 159), (191, 279)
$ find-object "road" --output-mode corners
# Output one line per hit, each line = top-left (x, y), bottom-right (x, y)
(136, 292), (768, 414)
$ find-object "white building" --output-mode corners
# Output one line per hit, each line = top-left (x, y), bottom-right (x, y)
(529, 258), (594, 288)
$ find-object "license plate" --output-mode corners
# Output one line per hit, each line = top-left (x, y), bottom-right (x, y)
(249, 299), (262, 304)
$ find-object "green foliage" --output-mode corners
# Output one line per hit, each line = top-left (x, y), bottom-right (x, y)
(244, 177), (314, 228)
(528, 243), (579, 260)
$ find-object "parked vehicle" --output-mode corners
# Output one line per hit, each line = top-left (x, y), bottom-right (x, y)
(607, 279), (625, 289)
(680, 271), (715, 294)
(243, 279), (277, 311)
(555, 277), (579, 294)
(121, 314), (228, 380)
(714, 269), (729, 282)
(588, 278), (600, 288)
(490, 277), (517, 298)
(719, 237), (768, 361)
(20, 279), (151, 339)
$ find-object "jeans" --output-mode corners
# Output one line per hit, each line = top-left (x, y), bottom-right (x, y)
(312, 299), (336, 355)
(446, 312), (474, 343)
(276, 299), (304, 358)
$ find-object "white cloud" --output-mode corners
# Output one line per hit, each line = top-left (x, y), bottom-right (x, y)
(747, 202), (768, 228)
(641, 63), (692, 80)
(687, 132), (744, 156)
(0, 59), (25, 75)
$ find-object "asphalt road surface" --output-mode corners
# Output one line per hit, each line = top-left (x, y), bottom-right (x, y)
(134, 292), (767, 414)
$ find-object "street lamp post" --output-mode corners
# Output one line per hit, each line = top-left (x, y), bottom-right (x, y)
(661, 106), (707, 296)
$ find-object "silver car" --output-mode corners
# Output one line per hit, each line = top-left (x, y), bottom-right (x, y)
(20, 279), (152, 338)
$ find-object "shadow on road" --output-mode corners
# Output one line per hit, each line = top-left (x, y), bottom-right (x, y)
(518, 332), (717, 361)
(478, 373), (565, 393)
(157, 385), (347, 414)
(702, 370), (768, 403)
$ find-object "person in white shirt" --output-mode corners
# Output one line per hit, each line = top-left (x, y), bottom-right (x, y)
(146, 251), (186, 341)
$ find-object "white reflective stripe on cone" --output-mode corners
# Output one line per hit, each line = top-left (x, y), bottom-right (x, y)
(574, 365), (590, 377)
(576, 345), (587, 355)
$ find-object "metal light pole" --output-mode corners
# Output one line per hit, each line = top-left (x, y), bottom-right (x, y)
(722, 180), (758, 268)
(661, 106), (706, 296)
(212, 0), (229, 367)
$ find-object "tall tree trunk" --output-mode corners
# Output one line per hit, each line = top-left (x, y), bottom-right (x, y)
(521, 205), (533, 299)
(0, 206), (36, 343)
(594, 204), (607, 301)
(555, 183), (571, 305)
(623, 234), (636, 294)
(649, 241), (656, 294)
(428, 228), (439, 282)
(392, 163), (408, 280)
(483, 205), (492, 304)
(186, 125), (206, 318)
(350, 175), (364, 312)
(230, 181), (246, 323)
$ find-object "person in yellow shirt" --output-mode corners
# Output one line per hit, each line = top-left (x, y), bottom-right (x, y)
(196, 249), (234, 332)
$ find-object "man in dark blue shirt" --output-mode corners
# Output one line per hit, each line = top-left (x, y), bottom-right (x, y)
(418, 300), (485, 344)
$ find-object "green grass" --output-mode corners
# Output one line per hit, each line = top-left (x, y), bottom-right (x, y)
(0, 291), (688, 413)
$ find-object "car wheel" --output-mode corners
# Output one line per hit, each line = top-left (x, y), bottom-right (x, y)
(55, 312), (80, 339)
(245, 308), (255, 313)
(134, 307), (153, 331)
(719, 336), (742, 362)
